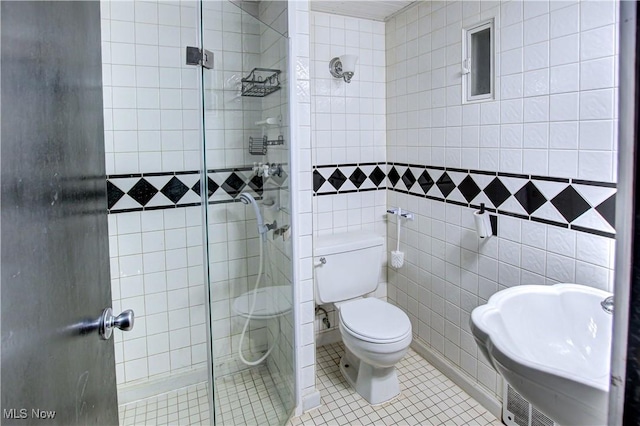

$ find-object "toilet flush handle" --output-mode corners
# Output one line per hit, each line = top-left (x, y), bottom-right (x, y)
(314, 257), (326, 267)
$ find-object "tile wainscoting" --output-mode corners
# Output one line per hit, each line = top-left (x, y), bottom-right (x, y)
(313, 162), (615, 238)
(107, 166), (288, 213)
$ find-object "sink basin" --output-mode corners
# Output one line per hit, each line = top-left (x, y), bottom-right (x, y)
(471, 283), (612, 426)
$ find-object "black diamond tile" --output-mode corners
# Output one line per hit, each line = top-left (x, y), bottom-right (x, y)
(328, 169), (347, 190)
(514, 182), (546, 214)
(595, 194), (616, 228)
(457, 175), (481, 203)
(313, 170), (326, 192)
(436, 172), (456, 198)
(221, 172), (247, 197)
(349, 168), (367, 188)
(161, 177), (189, 204)
(192, 178), (219, 198)
(369, 166), (386, 187)
(107, 181), (125, 209)
(248, 174), (264, 195)
(387, 167), (400, 187)
(484, 177), (511, 208)
(207, 178), (219, 197)
(551, 186), (591, 223)
(402, 169), (416, 190)
(417, 171), (434, 193)
(127, 178), (158, 206)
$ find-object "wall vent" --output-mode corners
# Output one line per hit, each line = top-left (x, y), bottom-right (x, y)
(502, 380), (555, 426)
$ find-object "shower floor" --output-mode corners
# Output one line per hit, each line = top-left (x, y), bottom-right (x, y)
(118, 382), (209, 426)
(214, 365), (289, 425)
(118, 365), (288, 426)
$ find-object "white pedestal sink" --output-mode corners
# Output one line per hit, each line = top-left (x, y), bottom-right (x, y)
(471, 284), (612, 426)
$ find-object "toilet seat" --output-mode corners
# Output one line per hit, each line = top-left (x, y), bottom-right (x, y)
(339, 298), (411, 344)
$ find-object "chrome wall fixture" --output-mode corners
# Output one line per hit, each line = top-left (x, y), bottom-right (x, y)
(329, 54), (358, 83)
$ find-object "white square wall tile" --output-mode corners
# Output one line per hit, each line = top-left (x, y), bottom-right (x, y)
(524, 14), (549, 46)
(549, 121), (578, 149)
(549, 93), (579, 121)
(580, 89), (614, 120)
(550, 63), (579, 94)
(578, 151), (613, 181)
(548, 149), (578, 178)
(524, 69), (549, 97)
(550, 34), (579, 66)
(580, 0), (616, 32)
(523, 42), (548, 71)
(581, 25), (616, 61)
(580, 57), (615, 91)
(550, 4), (579, 39)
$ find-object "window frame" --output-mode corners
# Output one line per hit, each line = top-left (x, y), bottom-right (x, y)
(462, 18), (495, 104)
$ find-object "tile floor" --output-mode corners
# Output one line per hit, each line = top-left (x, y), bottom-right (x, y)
(119, 365), (289, 426)
(214, 365), (289, 425)
(119, 382), (210, 426)
(120, 343), (500, 425)
(288, 342), (502, 426)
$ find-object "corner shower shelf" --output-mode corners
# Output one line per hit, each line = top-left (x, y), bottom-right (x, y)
(249, 135), (285, 155)
(241, 68), (281, 97)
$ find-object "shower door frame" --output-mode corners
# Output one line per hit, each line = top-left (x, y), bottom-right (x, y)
(610, 1), (639, 424)
(194, 1), (216, 423)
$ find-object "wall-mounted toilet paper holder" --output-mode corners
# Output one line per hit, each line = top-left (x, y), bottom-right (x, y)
(475, 203), (498, 238)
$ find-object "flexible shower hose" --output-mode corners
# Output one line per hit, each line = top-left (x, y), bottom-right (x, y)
(238, 235), (281, 366)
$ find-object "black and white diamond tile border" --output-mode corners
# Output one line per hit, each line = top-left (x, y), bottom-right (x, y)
(107, 167), (287, 214)
(313, 163), (387, 195)
(313, 162), (617, 239)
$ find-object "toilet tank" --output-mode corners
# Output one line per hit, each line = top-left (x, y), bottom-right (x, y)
(314, 231), (384, 304)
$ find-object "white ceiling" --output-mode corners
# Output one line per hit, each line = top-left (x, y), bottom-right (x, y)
(310, 1), (414, 22)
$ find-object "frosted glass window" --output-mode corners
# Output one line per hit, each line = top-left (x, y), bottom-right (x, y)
(463, 19), (494, 103)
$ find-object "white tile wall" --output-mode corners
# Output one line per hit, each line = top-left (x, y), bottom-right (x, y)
(202, 0), (268, 170)
(386, 0), (618, 183)
(309, 11), (389, 342)
(109, 207), (207, 385)
(102, 0), (201, 175)
(290, 0), (319, 406)
(102, 0), (210, 389)
(385, 0), (618, 403)
(310, 12), (386, 166)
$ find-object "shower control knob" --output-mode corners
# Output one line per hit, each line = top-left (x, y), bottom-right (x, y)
(268, 163), (283, 177)
(98, 308), (135, 340)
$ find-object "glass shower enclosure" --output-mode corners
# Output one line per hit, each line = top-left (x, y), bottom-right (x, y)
(103, 0), (295, 424)
(200, 1), (295, 424)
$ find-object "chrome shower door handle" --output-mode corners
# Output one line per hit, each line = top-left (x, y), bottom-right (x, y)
(99, 308), (135, 340)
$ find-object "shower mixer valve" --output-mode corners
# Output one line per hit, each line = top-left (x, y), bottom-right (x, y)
(265, 220), (278, 232)
(252, 162), (282, 178)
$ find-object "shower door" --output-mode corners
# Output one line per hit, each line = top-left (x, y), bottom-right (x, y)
(1, 2), (118, 424)
(199, 1), (296, 424)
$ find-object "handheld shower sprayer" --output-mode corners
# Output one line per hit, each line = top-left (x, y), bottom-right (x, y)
(239, 192), (277, 239)
(239, 193), (267, 236)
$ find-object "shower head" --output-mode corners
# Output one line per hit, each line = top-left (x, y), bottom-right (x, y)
(238, 192), (267, 236)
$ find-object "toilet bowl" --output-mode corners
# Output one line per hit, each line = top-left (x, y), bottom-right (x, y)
(337, 298), (412, 404)
(314, 231), (413, 405)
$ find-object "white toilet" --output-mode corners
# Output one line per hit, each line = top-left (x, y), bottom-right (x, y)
(314, 231), (412, 404)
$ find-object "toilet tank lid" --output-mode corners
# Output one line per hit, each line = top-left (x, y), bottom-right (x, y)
(314, 231), (384, 256)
